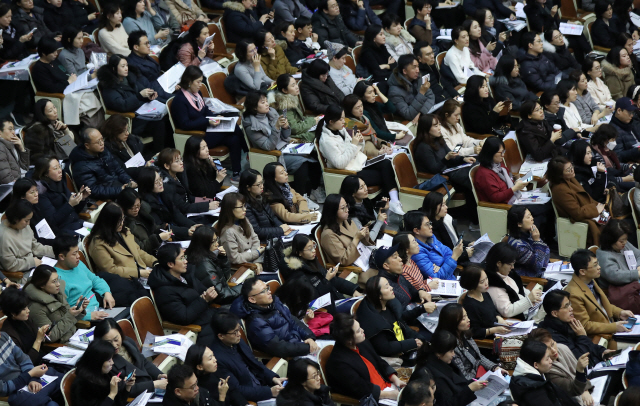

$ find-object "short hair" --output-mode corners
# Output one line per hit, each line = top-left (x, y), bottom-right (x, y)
(600, 219), (634, 251)
(240, 277), (260, 300)
(306, 59), (330, 78)
(116, 188), (142, 214)
(543, 290), (571, 314)
(451, 25), (466, 43)
(520, 99), (541, 118)
(11, 178), (37, 204)
(413, 40), (431, 58)
(381, 13), (402, 29)
(420, 191), (445, 225)
(528, 327), (554, 343)
(545, 156), (571, 186)
(330, 313), (357, 346)
(477, 136), (505, 168)
(37, 37), (60, 57)
(519, 339), (549, 367)
(570, 249), (596, 276)
(53, 235), (80, 259)
(167, 364), (195, 392)
(6, 200), (34, 225)
(556, 79), (577, 104)
(244, 91), (267, 117)
(127, 29), (148, 50)
(459, 264), (484, 290)
(399, 380), (433, 406)
(294, 16), (312, 30)
(521, 31), (537, 49)
(606, 46), (627, 67)
(156, 243), (182, 271)
(392, 231), (413, 264)
(32, 154), (58, 181)
(398, 53), (418, 73)
(157, 148), (182, 171)
(319, 0), (330, 11)
(62, 26), (82, 50)
(436, 303), (469, 341)
(212, 311), (241, 334)
(590, 123), (618, 148)
(412, 0), (429, 14)
(80, 127), (98, 145)
(594, 0), (612, 19)
(178, 65), (204, 90)
(403, 210), (427, 233)
(0, 286), (30, 316)
(539, 90), (558, 109)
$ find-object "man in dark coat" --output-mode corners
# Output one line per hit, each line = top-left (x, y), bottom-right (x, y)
(415, 41), (458, 103)
(69, 128), (135, 200)
(229, 277), (317, 357)
(387, 54), (436, 122)
(163, 364), (215, 406)
(463, 0), (514, 20)
(210, 311), (285, 402)
(311, 0), (360, 47)
(609, 97), (640, 163)
(222, 0), (271, 44)
(520, 32), (561, 92)
(127, 30), (173, 102)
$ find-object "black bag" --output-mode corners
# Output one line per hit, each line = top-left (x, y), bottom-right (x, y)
(263, 236), (285, 274)
(54, 132), (77, 160)
(416, 173), (450, 198)
(359, 394), (379, 406)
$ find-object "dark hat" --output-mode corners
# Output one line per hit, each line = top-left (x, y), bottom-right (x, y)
(374, 244), (400, 269)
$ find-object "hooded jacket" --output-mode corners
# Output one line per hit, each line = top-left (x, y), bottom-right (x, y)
(489, 75), (538, 111)
(573, 161), (607, 204)
(422, 353), (477, 406)
(602, 59), (634, 100)
(387, 69), (436, 121)
(411, 235), (457, 280)
(542, 39), (580, 77)
(520, 52), (561, 92)
(272, 91), (316, 140)
(510, 358), (581, 406)
(299, 69), (345, 114)
(538, 314), (606, 368)
(0, 138), (28, 185)
(191, 254), (241, 304)
(222, 1), (265, 44)
(229, 295), (315, 357)
(311, 11), (359, 48)
(355, 297), (418, 357)
(24, 280), (83, 343)
(69, 146), (133, 200)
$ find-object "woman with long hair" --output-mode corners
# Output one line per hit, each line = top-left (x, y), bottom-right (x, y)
(233, 39), (274, 93)
(9, 177), (52, 245)
(116, 187), (171, 255)
(568, 140), (608, 203)
(542, 29), (581, 78)
(617, 32), (640, 84)
(353, 81), (407, 143)
(86, 201), (157, 279)
(72, 339), (136, 406)
(474, 8), (508, 57)
(462, 74), (511, 134)
(58, 25), (88, 75)
(102, 114), (145, 177)
(300, 59), (345, 114)
(484, 242), (542, 319)
(184, 344), (244, 405)
(276, 358), (334, 406)
(271, 73), (321, 142)
(185, 225), (241, 303)
(176, 20), (215, 66)
(517, 100), (565, 162)
(489, 54), (538, 110)
(435, 303), (501, 380)
(506, 206), (551, 278)
(122, 0), (170, 47)
(443, 26), (483, 85)
(148, 243), (218, 344)
(359, 24), (397, 86)
(23, 98), (76, 160)
(94, 318), (167, 396)
(569, 69), (612, 126)
(343, 94), (394, 158)
(602, 46), (635, 100)
(98, 2), (131, 56)
(239, 168), (288, 242)
(438, 99), (483, 156)
(216, 192), (265, 271)
(339, 175), (387, 242)
(254, 29), (298, 80)
(0, 285), (49, 362)
(463, 19), (497, 73)
(392, 231), (440, 292)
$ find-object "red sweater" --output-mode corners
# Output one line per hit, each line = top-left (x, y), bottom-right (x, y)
(474, 164), (515, 204)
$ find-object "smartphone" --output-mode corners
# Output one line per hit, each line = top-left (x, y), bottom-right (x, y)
(364, 219), (375, 228)
(453, 144), (462, 153)
(499, 99), (512, 116)
(624, 317), (637, 329)
(28, 27), (37, 35)
(282, 108), (287, 117)
(352, 125), (358, 134)
(604, 349), (622, 360)
(375, 200), (387, 213)
(364, 75), (373, 81)
(213, 159), (224, 171)
(282, 380), (288, 387)
(522, 170), (533, 183)
(422, 73), (430, 83)
(456, 231), (465, 246)
(125, 371), (134, 381)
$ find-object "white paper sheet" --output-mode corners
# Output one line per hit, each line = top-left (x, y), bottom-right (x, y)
(281, 143), (315, 154)
(559, 23), (583, 35)
(41, 257), (58, 267)
(43, 346), (84, 365)
(309, 293), (332, 310)
(158, 63), (186, 94)
(19, 374), (58, 393)
(125, 152), (146, 168)
(136, 100), (168, 119)
(429, 280), (463, 296)
(206, 116), (237, 132)
(35, 219), (56, 239)
(64, 70), (98, 95)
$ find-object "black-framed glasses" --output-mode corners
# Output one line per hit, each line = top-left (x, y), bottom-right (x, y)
(224, 328), (242, 336)
(250, 286), (270, 296)
(235, 204), (247, 210)
(180, 381), (198, 390)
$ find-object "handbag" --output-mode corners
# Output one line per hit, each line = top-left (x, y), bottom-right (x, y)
(493, 335), (527, 370)
(53, 131), (76, 160)
(606, 185), (631, 219)
(263, 236), (285, 274)
(415, 173), (450, 198)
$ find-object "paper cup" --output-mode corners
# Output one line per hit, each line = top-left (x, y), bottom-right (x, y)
(553, 124), (561, 131)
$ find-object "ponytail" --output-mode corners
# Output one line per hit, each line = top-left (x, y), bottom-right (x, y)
(314, 117), (327, 142)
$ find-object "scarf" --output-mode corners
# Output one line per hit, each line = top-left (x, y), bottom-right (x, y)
(182, 89), (204, 112)
(490, 162), (521, 203)
(279, 182), (293, 208)
(363, 101), (389, 133)
(593, 144), (620, 169)
(249, 112), (272, 135)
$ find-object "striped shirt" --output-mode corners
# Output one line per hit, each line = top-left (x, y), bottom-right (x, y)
(402, 258), (431, 292)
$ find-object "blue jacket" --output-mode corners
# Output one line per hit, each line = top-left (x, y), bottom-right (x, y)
(127, 53), (173, 102)
(171, 90), (214, 132)
(68, 146), (132, 200)
(342, 0), (381, 32)
(230, 295), (315, 358)
(519, 52), (560, 92)
(411, 235), (457, 280)
(210, 337), (278, 402)
(222, 1), (265, 44)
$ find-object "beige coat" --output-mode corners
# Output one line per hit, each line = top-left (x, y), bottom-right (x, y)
(0, 220), (54, 273)
(87, 232), (157, 279)
(269, 187), (313, 224)
(24, 281), (84, 343)
(546, 343), (593, 406)
(320, 220), (374, 266)
(219, 222), (263, 265)
(565, 275), (622, 336)
(165, 0), (207, 24)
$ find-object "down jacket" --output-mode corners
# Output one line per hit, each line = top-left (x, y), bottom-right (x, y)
(230, 295), (315, 358)
(516, 118), (563, 162)
(510, 358), (581, 406)
(24, 281), (84, 343)
(601, 59), (635, 100)
(123, 201), (165, 255)
(42, 1), (76, 33)
(0, 138), (28, 185)
(387, 69), (436, 121)
(222, 1), (266, 44)
(542, 40), (580, 78)
(341, 0), (381, 32)
(69, 146), (132, 200)
(299, 69), (345, 114)
(489, 75), (538, 111)
(36, 178), (86, 237)
(520, 52), (561, 92)
(311, 10), (359, 47)
(245, 199), (285, 242)
(412, 235), (457, 280)
(260, 42), (299, 80)
(11, 6), (52, 48)
(191, 254), (241, 304)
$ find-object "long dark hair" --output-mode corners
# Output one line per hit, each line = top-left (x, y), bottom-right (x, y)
(353, 81), (388, 132)
(484, 242), (524, 303)
(416, 329), (458, 366)
(62, 25), (82, 50)
(185, 225), (217, 265)
(462, 19), (482, 57)
(184, 344), (210, 378)
(278, 358), (321, 398)
(435, 303), (471, 341)
(262, 162), (290, 209)
(413, 114), (444, 153)
(315, 104), (344, 141)
(506, 205), (530, 239)
(183, 135), (211, 177)
(216, 193), (252, 238)
(22, 264), (57, 293)
(185, 21), (209, 60)
(319, 193), (349, 234)
(275, 273), (316, 318)
(98, 2), (121, 31)
(362, 24), (384, 50)
(392, 231), (412, 264)
(97, 54), (136, 89)
(339, 175), (375, 225)
(101, 115), (131, 153)
(494, 54), (518, 84)
(116, 188), (142, 219)
(75, 340), (117, 388)
(464, 75), (492, 107)
(94, 318), (125, 342)
(88, 202), (128, 247)
(10, 178), (37, 205)
(421, 191), (445, 224)
(238, 169), (264, 210)
(137, 166), (161, 196)
(32, 154), (58, 183)
(568, 139), (592, 168)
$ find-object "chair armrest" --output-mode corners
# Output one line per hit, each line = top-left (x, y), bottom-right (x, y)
(338, 270), (352, 279)
(467, 132), (493, 140)
(265, 357), (284, 370)
(177, 328), (191, 335)
(152, 353), (170, 367)
(76, 320), (91, 329)
(79, 212), (91, 220)
(230, 266), (251, 280)
(384, 229), (397, 236)
(455, 85), (465, 92)
(176, 129), (206, 136)
(478, 201), (512, 210)
(324, 168), (357, 175)
(162, 322), (201, 333)
(474, 339), (494, 349)
(409, 325), (419, 332)
(106, 110), (134, 119)
(36, 91), (65, 99)
(331, 394), (360, 405)
(591, 335), (603, 345)
(328, 263), (363, 273)
(250, 147), (282, 157)
(594, 45), (610, 52)
(521, 276), (547, 286)
(2, 271), (23, 280)
(399, 186), (430, 197)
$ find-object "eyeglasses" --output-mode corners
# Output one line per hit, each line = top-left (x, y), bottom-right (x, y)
(250, 286), (271, 296)
(154, 179), (163, 186)
(224, 328), (242, 336)
(173, 158), (183, 163)
(339, 205), (349, 212)
(564, 165), (575, 173)
(424, 221), (433, 228)
(305, 242), (317, 252)
(591, 66), (602, 71)
(180, 381), (198, 391)
(234, 204), (247, 210)
(92, 138), (105, 145)
(561, 301), (572, 310)
(307, 373), (321, 381)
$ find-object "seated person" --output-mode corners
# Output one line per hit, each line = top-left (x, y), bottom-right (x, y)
(127, 30), (173, 96)
(255, 30), (298, 81)
(415, 41), (458, 102)
(87, 202), (157, 281)
(543, 29), (580, 78)
(239, 169), (287, 242)
(383, 14), (415, 61)
(184, 344), (244, 405)
(538, 290), (608, 368)
(163, 364), (212, 406)
(517, 101), (565, 162)
(414, 330), (484, 406)
(541, 91), (578, 148)
(176, 21), (216, 67)
(232, 39), (274, 94)
(166, 0), (210, 22)
(408, 0), (438, 46)
(23, 99), (76, 161)
(148, 243), (218, 344)
(0, 332), (62, 406)
(585, 57), (615, 109)
(444, 26), (485, 86)
(472, 136), (527, 204)
(24, 265), (88, 344)
(263, 162), (321, 223)
(0, 286), (48, 363)
(0, 200), (54, 273)
(185, 225), (242, 304)
(404, 209), (462, 281)
(439, 99), (483, 156)
(569, 140), (608, 203)
(272, 73), (321, 142)
(122, 0), (171, 47)
(359, 24), (397, 85)
(520, 32), (561, 92)
(528, 328), (595, 406)
(340, 0), (381, 32)
(70, 128), (135, 201)
(462, 75), (511, 135)
(325, 314), (404, 402)
(547, 156), (605, 246)
(300, 59), (345, 115)
(565, 249), (635, 338)
(388, 54), (436, 123)
(275, 358), (331, 406)
(596, 219), (640, 313)
(58, 26), (89, 75)
(0, 118), (28, 185)
(490, 55), (539, 110)
(293, 17), (320, 55)
(506, 206), (551, 278)
(589, 1), (619, 49)
(311, 0), (360, 47)
(557, 79), (601, 134)
(183, 136), (226, 200)
(230, 277), (318, 357)
(435, 303), (501, 380)
(32, 155), (91, 237)
(344, 94), (397, 154)
(72, 339), (136, 406)
(216, 192), (265, 270)
(211, 311), (285, 403)
(485, 242), (542, 319)
(172, 65), (244, 178)
(339, 175), (387, 242)
(609, 97), (640, 163)
(273, 0), (312, 26)
(510, 339), (585, 406)
(460, 264), (513, 339)
(353, 81), (407, 143)
(0, 3), (31, 62)
(588, 125), (634, 190)
(53, 235), (115, 322)
(10, 179), (50, 246)
(326, 41), (357, 96)
(356, 275), (422, 362)
(464, 19), (497, 73)
(222, 0), (268, 44)
(94, 318), (167, 397)
(393, 232), (440, 293)
(102, 115), (146, 179)
(98, 3), (132, 56)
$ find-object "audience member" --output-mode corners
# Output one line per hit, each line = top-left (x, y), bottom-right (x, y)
(277, 22), (312, 66)
(275, 358), (332, 406)
(353, 81), (406, 142)
(300, 59), (345, 114)
(127, 29), (168, 88)
(506, 206), (551, 278)
(584, 57), (615, 109)
(462, 75), (511, 135)
(176, 21), (215, 67)
(117, 188), (170, 255)
(183, 344), (244, 405)
(239, 168), (287, 241)
(383, 14), (415, 61)
(359, 23), (400, 86)
(233, 39), (275, 93)
(183, 137), (225, 199)
(222, 0), (268, 44)
(414, 41), (458, 102)
(591, 1), (619, 49)
(393, 231), (440, 293)
(557, 79), (601, 133)
(272, 73), (321, 141)
(0, 118), (27, 185)
(264, 161), (321, 221)
(388, 54), (436, 124)
(162, 363), (211, 406)
(339, 175), (386, 241)
(618, 32), (640, 83)
(602, 46), (635, 100)
(540, 90), (578, 146)
(12, 0), (53, 48)
(216, 192), (265, 269)
(609, 97), (640, 162)
(274, 0), (312, 26)
(0, 285), (48, 363)
(122, 0), (171, 47)
(590, 124), (635, 191)
(620, 388), (640, 406)
(475, 8), (507, 57)
(570, 69), (612, 125)
(102, 115), (145, 179)
(438, 100), (482, 156)
(58, 26), (89, 75)
(23, 99), (76, 161)
(98, 3), (131, 56)
(444, 26), (484, 85)
(568, 140), (607, 203)
(326, 41), (357, 95)
(408, 0), (438, 46)
(520, 32), (561, 92)
(255, 30), (298, 80)
(517, 100), (565, 162)
(543, 30), (581, 78)
(67, 0), (100, 31)
(341, 0), (380, 32)
(489, 54), (538, 110)
(294, 17), (321, 55)
(343, 94), (394, 157)
(464, 19), (497, 73)
(311, 0), (360, 47)
(0, 4), (31, 61)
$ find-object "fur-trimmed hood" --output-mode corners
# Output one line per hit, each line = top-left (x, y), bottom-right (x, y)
(541, 34), (567, 53)
(384, 29), (415, 46)
(270, 91), (302, 111)
(602, 59), (634, 80)
(223, 1), (246, 12)
(283, 246), (305, 270)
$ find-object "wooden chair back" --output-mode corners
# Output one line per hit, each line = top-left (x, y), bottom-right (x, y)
(131, 296), (165, 345)
(117, 319), (141, 350)
(392, 153), (419, 188)
(352, 45), (362, 66)
(436, 51), (447, 69)
(503, 137), (523, 175)
(61, 369), (76, 406)
(207, 72), (237, 105)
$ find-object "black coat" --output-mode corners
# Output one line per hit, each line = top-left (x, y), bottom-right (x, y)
(141, 192), (195, 235)
(419, 62), (458, 103)
(111, 337), (164, 397)
(543, 109), (578, 144)
(160, 169), (210, 215)
(197, 371), (247, 406)
(543, 45), (580, 77)
(516, 118), (565, 162)
(68, 146), (133, 200)
(413, 139), (465, 174)
(245, 199), (284, 242)
(42, 1), (76, 33)
(0, 25), (29, 61)
(12, 6), (53, 48)
(191, 255), (241, 303)
(573, 162), (607, 203)
(325, 340), (396, 401)
(489, 75), (538, 111)
(462, 292), (501, 339)
(184, 161), (223, 200)
(376, 268), (426, 321)
(276, 385), (335, 406)
(591, 18), (620, 49)
(123, 201), (165, 255)
(210, 337), (279, 402)
(162, 386), (217, 406)
(36, 178), (86, 236)
(300, 69), (345, 114)
(105, 135), (145, 180)
(31, 59), (69, 94)
(461, 98), (509, 135)
(421, 353), (477, 406)
(72, 371), (128, 406)
(537, 315), (606, 367)
(355, 297), (419, 357)
(524, 2), (559, 33)
(520, 52), (561, 93)
(359, 44), (397, 84)
(311, 11), (359, 47)
(100, 75), (148, 113)
(282, 39), (313, 66)
(510, 372), (580, 406)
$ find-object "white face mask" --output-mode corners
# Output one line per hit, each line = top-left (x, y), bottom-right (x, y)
(606, 141), (617, 150)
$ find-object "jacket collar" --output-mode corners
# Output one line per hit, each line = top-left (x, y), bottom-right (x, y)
(513, 357), (544, 379)
(568, 275), (611, 319)
(24, 281), (67, 309)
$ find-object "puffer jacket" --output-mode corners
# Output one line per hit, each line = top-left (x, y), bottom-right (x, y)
(230, 295), (315, 357)
(299, 69), (345, 114)
(260, 42), (299, 80)
(191, 255), (241, 303)
(36, 177), (86, 236)
(387, 69), (436, 121)
(609, 115), (640, 161)
(489, 75), (538, 110)
(68, 146), (132, 200)
(11, 6), (53, 48)
(273, 0), (312, 26)
(24, 281), (84, 343)
(42, 1), (76, 33)
(510, 358), (581, 406)
(271, 91), (316, 141)
(0, 138), (28, 185)
(341, 0), (381, 31)
(123, 201), (164, 255)
(245, 199), (284, 241)
(602, 59), (635, 100)
(311, 10), (359, 47)
(376, 267), (425, 321)
(222, 1), (265, 44)
(412, 235), (457, 280)
(538, 314), (606, 368)
(159, 169), (210, 215)
(542, 39), (580, 77)
(520, 51), (561, 92)
(141, 192), (195, 239)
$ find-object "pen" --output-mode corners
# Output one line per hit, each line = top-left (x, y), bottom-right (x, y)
(87, 293), (95, 300)
(295, 143), (304, 149)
